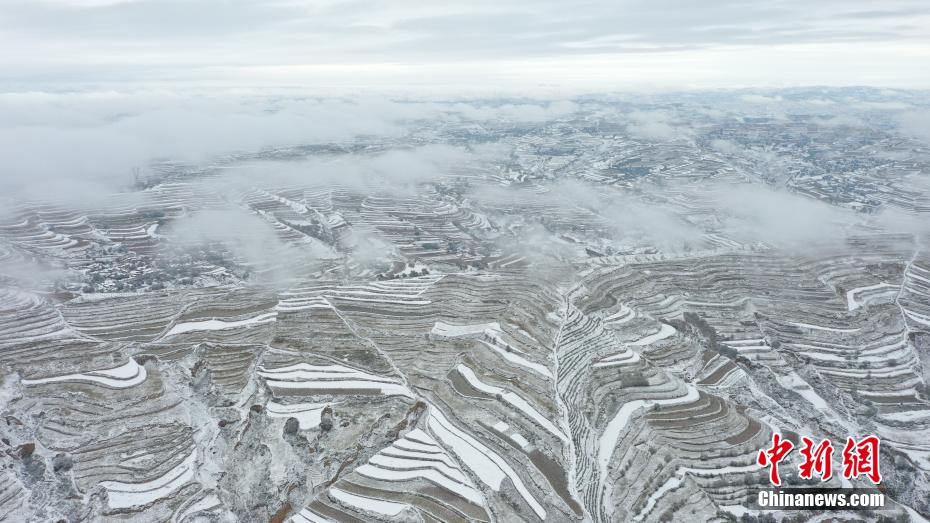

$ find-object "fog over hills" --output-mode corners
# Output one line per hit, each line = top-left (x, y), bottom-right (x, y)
(3, 1), (930, 522)
(1, 87), (930, 522)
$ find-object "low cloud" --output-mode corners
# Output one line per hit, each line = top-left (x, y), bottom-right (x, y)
(0, 90), (580, 208)
(446, 100), (579, 122)
(0, 92), (421, 205)
(811, 115), (866, 128)
(470, 179), (703, 257)
(342, 226), (395, 268)
(625, 110), (692, 141)
(740, 94), (783, 104)
(896, 109), (930, 143)
(709, 139), (742, 155)
(710, 184), (856, 252)
(225, 143), (505, 196)
(158, 207), (334, 286)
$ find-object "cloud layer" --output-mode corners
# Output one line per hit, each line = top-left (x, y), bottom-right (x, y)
(1, 0), (929, 89)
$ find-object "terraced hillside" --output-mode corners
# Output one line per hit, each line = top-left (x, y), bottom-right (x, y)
(1, 92), (930, 522)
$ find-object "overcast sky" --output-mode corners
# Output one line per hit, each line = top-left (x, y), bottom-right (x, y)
(2, 0), (930, 91)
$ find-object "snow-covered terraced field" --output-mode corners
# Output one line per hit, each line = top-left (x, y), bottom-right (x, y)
(2, 100), (930, 522)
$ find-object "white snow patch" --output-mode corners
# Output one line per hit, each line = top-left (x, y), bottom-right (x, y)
(633, 476), (682, 521)
(176, 493), (222, 521)
(99, 449), (197, 509)
(846, 282), (898, 311)
(593, 350), (641, 368)
(790, 322), (860, 333)
(329, 487), (408, 517)
(165, 312), (277, 336)
(776, 372), (829, 411)
(629, 323), (677, 346)
(22, 358), (147, 389)
(258, 363), (412, 398)
(351, 428), (486, 506)
(603, 304), (635, 325)
(431, 321), (502, 338)
(265, 402), (328, 430)
(881, 410), (930, 422)
(510, 433), (530, 448)
(456, 365), (567, 442)
(479, 340), (552, 379)
(598, 385), (699, 482)
(291, 508), (335, 522)
(432, 321), (552, 379)
(428, 408), (545, 519)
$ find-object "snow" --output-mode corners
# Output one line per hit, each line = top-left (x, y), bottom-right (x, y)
(456, 364), (499, 395)
(328, 295), (431, 305)
(428, 408), (545, 519)
(903, 506), (930, 523)
(265, 401), (328, 430)
(392, 439), (443, 454)
(629, 323), (677, 346)
(788, 338), (910, 363)
(603, 304), (635, 324)
(510, 433), (530, 448)
(259, 363), (398, 383)
(682, 296), (750, 307)
(355, 463), (484, 504)
(678, 464), (760, 476)
(820, 365), (914, 379)
(593, 350), (640, 368)
(492, 421), (509, 432)
(165, 312), (277, 336)
(329, 487), (408, 517)
(69, 292), (143, 303)
(352, 430), (487, 507)
(634, 462), (763, 519)
(292, 508), (335, 523)
(99, 449), (197, 509)
(790, 321), (860, 333)
(22, 358), (147, 389)
(504, 393), (568, 443)
(431, 322), (553, 378)
(905, 309), (930, 327)
(264, 378), (412, 397)
(500, 256), (526, 268)
(479, 340), (553, 379)
(597, 385), (699, 483)
(719, 505), (759, 518)
(633, 476), (682, 521)
(264, 190), (309, 214)
(258, 363), (410, 398)
(276, 296), (334, 312)
(176, 493), (221, 521)
(456, 365), (567, 442)
(723, 338), (766, 346)
(776, 372), (829, 410)
(880, 410), (930, 422)
(846, 282), (898, 311)
(431, 321), (502, 338)
(327, 213), (346, 227)
(381, 448), (462, 472)
(369, 454), (467, 483)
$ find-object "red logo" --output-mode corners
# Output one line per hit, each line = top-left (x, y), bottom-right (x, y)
(757, 432), (794, 486)
(758, 433), (881, 486)
(842, 436), (882, 484)
(798, 437), (834, 481)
